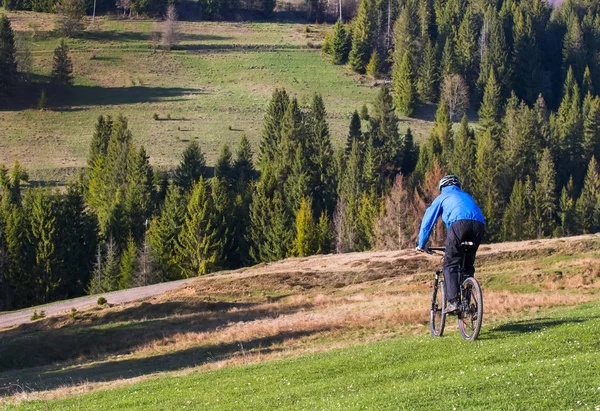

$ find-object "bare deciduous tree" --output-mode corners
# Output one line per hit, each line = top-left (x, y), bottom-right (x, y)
(441, 74), (470, 122)
(116, 0), (132, 17)
(133, 235), (158, 287)
(54, 0), (87, 38)
(333, 199), (354, 253)
(374, 175), (419, 250)
(161, 5), (179, 51)
(14, 33), (33, 80)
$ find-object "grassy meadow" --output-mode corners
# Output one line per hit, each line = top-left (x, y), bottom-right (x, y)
(0, 11), (434, 182)
(1, 235), (599, 408)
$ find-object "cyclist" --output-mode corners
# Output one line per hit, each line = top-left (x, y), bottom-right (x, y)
(416, 175), (485, 314)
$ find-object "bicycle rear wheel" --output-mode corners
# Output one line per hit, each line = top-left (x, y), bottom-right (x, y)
(458, 277), (483, 341)
(430, 280), (446, 337)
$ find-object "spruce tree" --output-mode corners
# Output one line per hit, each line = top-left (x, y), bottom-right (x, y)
(355, 191), (379, 251)
(118, 235), (137, 290)
(456, 8), (478, 83)
(214, 143), (234, 188)
(366, 50), (381, 79)
(558, 177), (576, 236)
(401, 128), (418, 175)
(348, 0), (376, 73)
(316, 210), (333, 254)
(87, 115), (113, 167)
(430, 99), (452, 164)
(450, 115), (476, 192)
(284, 145), (311, 214)
(124, 145), (154, 243)
(51, 39), (73, 86)
(473, 129), (502, 241)
(211, 176), (234, 268)
(478, 70), (502, 134)
(257, 190), (293, 262)
(392, 50), (416, 117)
(260, 88), (289, 165)
(0, 14), (17, 96)
(290, 197), (317, 257)
(583, 66), (594, 96)
(29, 188), (57, 304)
(477, 6), (510, 98)
(233, 133), (255, 195)
(534, 148), (557, 237)
(175, 178), (220, 276)
(576, 156), (600, 233)
(583, 96), (600, 163)
(147, 185), (185, 282)
(563, 14), (587, 81)
(310, 94), (336, 216)
(3, 203), (35, 306)
(346, 110), (362, 156)
(502, 180), (527, 241)
(512, 10), (541, 104)
(331, 19), (350, 65)
(173, 140), (206, 192)
(441, 35), (459, 80)
(417, 39), (438, 103)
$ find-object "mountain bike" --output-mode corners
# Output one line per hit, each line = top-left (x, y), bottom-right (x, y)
(428, 242), (483, 341)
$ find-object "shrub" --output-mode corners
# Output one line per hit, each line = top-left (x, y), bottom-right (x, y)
(97, 296), (107, 305)
(153, 113), (159, 120)
(37, 90), (47, 111)
(70, 308), (78, 319)
(30, 310), (46, 321)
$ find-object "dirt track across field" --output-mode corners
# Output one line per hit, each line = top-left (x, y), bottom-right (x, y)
(1, 233), (598, 330)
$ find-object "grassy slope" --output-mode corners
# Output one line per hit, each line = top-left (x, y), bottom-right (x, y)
(9, 302), (600, 410)
(0, 12), (433, 181)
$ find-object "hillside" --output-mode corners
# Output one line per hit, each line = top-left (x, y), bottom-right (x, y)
(1, 234), (599, 407)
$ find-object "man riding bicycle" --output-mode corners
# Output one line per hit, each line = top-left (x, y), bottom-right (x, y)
(416, 175), (485, 314)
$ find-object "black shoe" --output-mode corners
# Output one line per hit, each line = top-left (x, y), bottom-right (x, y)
(444, 300), (459, 314)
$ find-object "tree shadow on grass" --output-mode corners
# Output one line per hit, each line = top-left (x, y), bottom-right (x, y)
(479, 316), (593, 340)
(0, 327), (329, 395)
(0, 299), (316, 374)
(80, 30), (233, 43)
(0, 78), (205, 111)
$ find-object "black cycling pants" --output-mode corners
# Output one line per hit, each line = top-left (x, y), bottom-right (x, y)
(443, 220), (485, 301)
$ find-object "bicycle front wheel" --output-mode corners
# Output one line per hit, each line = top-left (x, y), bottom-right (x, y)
(430, 280), (446, 337)
(458, 277), (483, 341)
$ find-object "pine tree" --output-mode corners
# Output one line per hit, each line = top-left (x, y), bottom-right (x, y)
(290, 197), (317, 257)
(583, 96), (600, 163)
(233, 133), (255, 195)
(563, 14), (587, 81)
(173, 140), (206, 192)
(502, 180), (527, 241)
(211, 176), (234, 269)
(3, 203), (35, 306)
(534, 148), (557, 237)
(512, 10), (541, 104)
(441, 35), (459, 80)
(478, 6), (510, 98)
(417, 39), (438, 103)
(430, 99), (452, 164)
(310, 94), (336, 216)
(392, 50), (416, 117)
(277, 97), (305, 184)
(331, 19), (350, 64)
(450, 115), (476, 192)
(576, 156), (600, 233)
(175, 178), (220, 276)
(147, 185), (185, 281)
(348, 0), (376, 73)
(316, 210), (333, 254)
(252, 190), (293, 262)
(346, 110), (362, 156)
(0, 14), (17, 96)
(401, 128), (418, 175)
(118, 235), (137, 290)
(456, 7), (478, 83)
(124, 145), (154, 243)
(355, 191), (379, 251)
(51, 39), (73, 86)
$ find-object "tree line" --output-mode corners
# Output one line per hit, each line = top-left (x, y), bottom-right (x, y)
(323, 0), (600, 115)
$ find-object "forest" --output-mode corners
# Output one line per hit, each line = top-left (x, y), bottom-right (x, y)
(1, 0), (600, 310)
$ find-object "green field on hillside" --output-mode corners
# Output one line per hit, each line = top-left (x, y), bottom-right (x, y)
(0, 11), (435, 182)
(7, 302), (600, 410)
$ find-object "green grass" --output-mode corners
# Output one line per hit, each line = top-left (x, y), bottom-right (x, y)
(9, 302), (600, 410)
(1, 13), (435, 182)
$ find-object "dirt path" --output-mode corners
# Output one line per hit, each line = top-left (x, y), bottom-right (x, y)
(0, 279), (195, 329)
(2, 233), (598, 330)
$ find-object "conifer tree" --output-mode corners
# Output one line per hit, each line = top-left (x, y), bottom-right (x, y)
(478, 70), (502, 134)
(316, 211), (333, 254)
(214, 143), (234, 188)
(512, 10), (541, 104)
(456, 8), (478, 83)
(260, 89), (289, 165)
(118, 235), (137, 290)
(173, 140), (206, 192)
(29, 188), (57, 303)
(417, 39), (438, 103)
(583, 66), (594, 96)
(331, 19), (351, 65)
(558, 177), (576, 236)
(576, 156), (600, 233)
(563, 14), (587, 81)
(133, 233), (156, 287)
(583, 96), (600, 163)
(348, 0), (376, 73)
(290, 197), (317, 257)
(211, 176), (234, 268)
(233, 133), (256, 195)
(430, 99), (452, 164)
(441, 35), (459, 80)
(100, 238), (120, 293)
(473, 129), (502, 241)
(277, 97), (305, 184)
(401, 128), (418, 175)
(0, 15), (17, 96)
(346, 110), (362, 156)
(355, 191), (379, 251)
(175, 178), (220, 276)
(366, 50), (381, 79)
(87, 115), (113, 167)
(503, 180), (527, 241)
(478, 6), (510, 97)
(51, 39), (73, 86)
(310, 94), (336, 216)
(3, 202), (35, 305)
(124, 145), (154, 243)
(255, 190), (293, 262)
(450, 115), (476, 192)
(392, 50), (417, 117)
(336, 139), (362, 251)
(534, 148), (557, 237)
(147, 185), (185, 282)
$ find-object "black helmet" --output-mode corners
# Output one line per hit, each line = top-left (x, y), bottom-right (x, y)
(438, 175), (461, 191)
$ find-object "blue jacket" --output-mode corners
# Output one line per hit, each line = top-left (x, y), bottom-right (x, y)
(417, 185), (485, 249)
